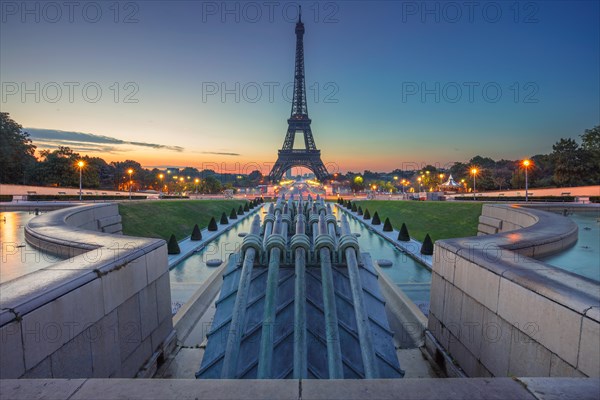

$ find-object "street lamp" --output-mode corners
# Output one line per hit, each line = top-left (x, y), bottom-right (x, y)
(127, 168), (134, 200)
(77, 161), (85, 201)
(471, 168), (478, 200)
(417, 176), (422, 193)
(523, 159), (531, 202)
(194, 178), (200, 194)
(158, 173), (164, 195)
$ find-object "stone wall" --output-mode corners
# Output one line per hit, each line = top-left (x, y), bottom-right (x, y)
(427, 204), (599, 377)
(0, 204), (175, 379)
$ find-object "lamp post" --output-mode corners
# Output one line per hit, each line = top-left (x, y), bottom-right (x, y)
(127, 168), (134, 200)
(77, 161), (85, 201)
(158, 173), (164, 195)
(523, 159), (530, 202)
(471, 168), (478, 200)
(194, 178), (200, 194)
(417, 177), (422, 193)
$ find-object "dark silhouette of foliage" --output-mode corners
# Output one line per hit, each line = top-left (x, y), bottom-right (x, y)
(191, 224), (202, 241)
(371, 211), (381, 225)
(167, 234), (180, 254)
(220, 212), (229, 224)
(421, 233), (434, 255)
(383, 217), (393, 231)
(208, 217), (218, 231)
(398, 223), (410, 241)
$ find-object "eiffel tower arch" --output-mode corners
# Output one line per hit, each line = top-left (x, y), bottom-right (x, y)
(268, 7), (329, 182)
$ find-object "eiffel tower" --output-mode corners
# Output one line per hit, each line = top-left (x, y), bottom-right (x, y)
(268, 7), (329, 182)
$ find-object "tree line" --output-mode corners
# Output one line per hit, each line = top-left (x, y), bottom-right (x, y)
(0, 112), (263, 193)
(1, 112), (598, 192)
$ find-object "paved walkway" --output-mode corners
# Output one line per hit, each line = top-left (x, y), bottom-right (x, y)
(336, 205), (433, 270)
(2, 377), (597, 399)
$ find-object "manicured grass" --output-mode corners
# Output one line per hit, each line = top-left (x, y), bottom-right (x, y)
(352, 201), (483, 242)
(119, 200), (248, 241)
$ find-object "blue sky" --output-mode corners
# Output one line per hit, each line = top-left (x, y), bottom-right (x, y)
(1, 1), (598, 173)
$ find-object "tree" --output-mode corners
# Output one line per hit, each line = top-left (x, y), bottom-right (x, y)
(371, 211), (381, 225)
(167, 234), (181, 254)
(350, 175), (365, 192)
(580, 126), (600, 184)
(191, 224), (202, 241)
(551, 138), (582, 186)
(398, 223), (410, 241)
(421, 234), (434, 255)
(208, 217), (218, 231)
(0, 112), (37, 184)
(33, 146), (79, 187)
(220, 212), (229, 224)
(383, 217), (393, 231)
(111, 160), (144, 191)
(201, 176), (223, 194)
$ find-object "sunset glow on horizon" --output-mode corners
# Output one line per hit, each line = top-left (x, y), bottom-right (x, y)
(2, 1), (598, 173)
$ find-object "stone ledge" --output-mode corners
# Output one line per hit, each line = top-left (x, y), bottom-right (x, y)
(435, 205), (598, 318)
(1, 203), (173, 379)
(1, 378), (598, 400)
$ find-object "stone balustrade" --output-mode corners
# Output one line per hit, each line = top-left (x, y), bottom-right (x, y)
(427, 204), (599, 378)
(0, 203), (175, 379)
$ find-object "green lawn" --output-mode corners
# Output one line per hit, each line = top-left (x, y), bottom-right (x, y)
(119, 200), (249, 241)
(351, 201), (483, 242)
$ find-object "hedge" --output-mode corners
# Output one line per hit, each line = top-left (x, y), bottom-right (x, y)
(167, 234), (181, 254)
(208, 217), (218, 231)
(0, 195), (13, 202)
(159, 195), (190, 199)
(27, 194), (147, 201)
(454, 195), (575, 202)
(191, 224), (202, 241)
(420, 233), (434, 255)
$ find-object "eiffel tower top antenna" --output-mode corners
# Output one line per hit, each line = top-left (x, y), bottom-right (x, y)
(291, 3), (307, 119)
(268, 5), (329, 182)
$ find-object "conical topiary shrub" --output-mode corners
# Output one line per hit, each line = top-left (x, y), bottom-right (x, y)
(347, 201), (352, 209)
(421, 233), (434, 255)
(244, 202), (250, 212)
(383, 217), (393, 232)
(351, 202), (357, 212)
(372, 211), (381, 225)
(363, 208), (371, 219)
(167, 234), (180, 254)
(220, 212), (229, 224)
(208, 216), (218, 231)
(238, 205), (244, 215)
(398, 223), (410, 241)
(338, 197), (343, 205)
(358, 206), (363, 215)
(191, 224), (202, 241)
(230, 208), (238, 219)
